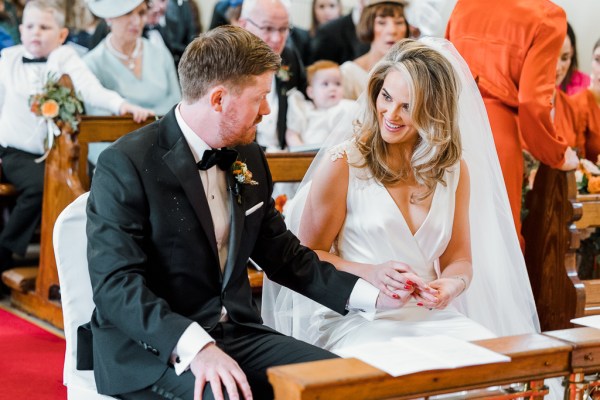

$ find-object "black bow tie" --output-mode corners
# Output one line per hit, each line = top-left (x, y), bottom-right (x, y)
(22, 56), (48, 64)
(197, 148), (238, 171)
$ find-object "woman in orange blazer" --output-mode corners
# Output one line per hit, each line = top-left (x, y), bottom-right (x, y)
(573, 39), (600, 164)
(446, 0), (578, 245)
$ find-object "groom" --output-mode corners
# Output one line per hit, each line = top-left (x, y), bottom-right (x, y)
(83, 26), (404, 400)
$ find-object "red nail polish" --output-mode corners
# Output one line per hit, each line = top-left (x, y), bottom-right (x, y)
(404, 285), (411, 290)
(406, 280), (415, 286)
(417, 302), (423, 306)
(393, 293), (400, 299)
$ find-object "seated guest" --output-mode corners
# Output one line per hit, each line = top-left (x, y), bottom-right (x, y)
(144, 0), (171, 51)
(84, 0), (180, 117)
(573, 38), (600, 164)
(310, 0), (341, 37)
(239, 0), (307, 151)
(286, 60), (356, 148)
(0, 0), (150, 294)
(559, 22), (590, 96)
(163, 0), (199, 65)
(0, 0), (19, 48)
(341, 0), (409, 100)
(84, 0), (181, 164)
(209, 0), (242, 29)
(554, 22), (585, 153)
(309, 0), (369, 65)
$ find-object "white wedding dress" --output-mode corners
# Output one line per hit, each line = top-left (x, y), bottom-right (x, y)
(262, 35), (558, 395)
(291, 140), (495, 351)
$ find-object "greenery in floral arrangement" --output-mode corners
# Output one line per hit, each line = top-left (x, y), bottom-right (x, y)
(28, 73), (84, 134)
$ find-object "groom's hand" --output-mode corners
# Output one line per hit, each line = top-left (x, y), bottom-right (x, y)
(375, 289), (412, 309)
(190, 343), (253, 400)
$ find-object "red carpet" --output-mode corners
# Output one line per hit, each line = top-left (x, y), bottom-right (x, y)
(0, 307), (66, 399)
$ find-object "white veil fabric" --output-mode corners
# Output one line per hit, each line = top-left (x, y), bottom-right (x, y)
(261, 37), (540, 342)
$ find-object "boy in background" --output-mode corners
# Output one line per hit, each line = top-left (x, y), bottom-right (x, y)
(0, 0), (152, 292)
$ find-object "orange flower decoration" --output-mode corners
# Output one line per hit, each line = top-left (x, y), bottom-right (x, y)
(274, 194), (287, 214)
(41, 99), (60, 118)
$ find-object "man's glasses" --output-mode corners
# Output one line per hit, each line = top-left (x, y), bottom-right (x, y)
(246, 18), (290, 36)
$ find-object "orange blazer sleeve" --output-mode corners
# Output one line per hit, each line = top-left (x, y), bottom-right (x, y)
(518, 3), (567, 168)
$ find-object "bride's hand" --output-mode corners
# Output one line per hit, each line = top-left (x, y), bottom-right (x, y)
(369, 261), (430, 299)
(418, 278), (465, 309)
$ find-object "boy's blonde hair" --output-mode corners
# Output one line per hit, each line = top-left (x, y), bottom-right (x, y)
(23, 0), (66, 28)
(306, 60), (340, 86)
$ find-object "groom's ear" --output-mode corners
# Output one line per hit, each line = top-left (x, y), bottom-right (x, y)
(208, 86), (227, 112)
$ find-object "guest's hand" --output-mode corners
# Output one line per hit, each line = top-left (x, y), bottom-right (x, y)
(558, 147), (579, 171)
(190, 343), (253, 400)
(119, 102), (155, 123)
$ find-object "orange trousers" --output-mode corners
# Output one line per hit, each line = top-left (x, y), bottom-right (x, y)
(483, 99), (524, 247)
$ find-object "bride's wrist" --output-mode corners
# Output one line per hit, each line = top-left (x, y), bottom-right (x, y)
(450, 276), (467, 295)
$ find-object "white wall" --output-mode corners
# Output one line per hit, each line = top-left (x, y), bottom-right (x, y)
(552, 0), (600, 74)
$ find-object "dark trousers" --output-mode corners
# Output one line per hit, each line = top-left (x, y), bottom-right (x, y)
(118, 322), (337, 400)
(0, 146), (44, 257)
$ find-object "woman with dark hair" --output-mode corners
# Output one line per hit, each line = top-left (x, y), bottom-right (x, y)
(340, 0), (409, 100)
(558, 22), (590, 96)
(573, 38), (600, 163)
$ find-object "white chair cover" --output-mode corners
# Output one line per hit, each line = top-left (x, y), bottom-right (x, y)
(54, 192), (115, 399)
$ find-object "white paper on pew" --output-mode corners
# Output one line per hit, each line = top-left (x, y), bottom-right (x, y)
(334, 335), (511, 377)
(571, 315), (600, 329)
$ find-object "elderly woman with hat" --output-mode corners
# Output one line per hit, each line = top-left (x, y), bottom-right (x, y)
(341, 0), (409, 100)
(84, 0), (181, 117)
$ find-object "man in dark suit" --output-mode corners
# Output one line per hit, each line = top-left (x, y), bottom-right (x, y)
(309, 1), (369, 65)
(239, 0), (306, 151)
(84, 26), (405, 400)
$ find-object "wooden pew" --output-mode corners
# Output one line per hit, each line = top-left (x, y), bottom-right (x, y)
(6, 116), (151, 328)
(268, 327), (600, 400)
(522, 164), (598, 331)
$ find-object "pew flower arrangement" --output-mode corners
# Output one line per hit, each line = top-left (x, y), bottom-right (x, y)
(576, 158), (600, 194)
(29, 73), (84, 162)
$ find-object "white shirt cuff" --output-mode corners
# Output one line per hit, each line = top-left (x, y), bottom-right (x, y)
(348, 278), (379, 321)
(171, 322), (215, 375)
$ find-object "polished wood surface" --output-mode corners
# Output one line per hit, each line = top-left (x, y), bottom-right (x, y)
(266, 152), (315, 183)
(268, 333), (573, 400)
(522, 164), (586, 331)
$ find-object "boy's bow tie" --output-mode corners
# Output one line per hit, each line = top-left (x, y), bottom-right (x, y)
(22, 56), (48, 64)
(197, 149), (238, 171)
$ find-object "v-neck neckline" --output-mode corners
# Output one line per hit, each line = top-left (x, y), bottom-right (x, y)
(381, 181), (439, 238)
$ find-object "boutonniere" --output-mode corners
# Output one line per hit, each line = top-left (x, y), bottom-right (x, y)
(230, 160), (258, 204)
(276, 65), (291, 82)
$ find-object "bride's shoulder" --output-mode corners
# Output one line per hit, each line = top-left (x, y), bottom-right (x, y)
(326, 139), (361, 163)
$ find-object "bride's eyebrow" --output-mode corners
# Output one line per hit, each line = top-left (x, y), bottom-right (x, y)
(382, 88), (392, 98)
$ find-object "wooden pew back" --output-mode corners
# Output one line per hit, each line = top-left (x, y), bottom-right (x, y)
(522, 164), (600, 331)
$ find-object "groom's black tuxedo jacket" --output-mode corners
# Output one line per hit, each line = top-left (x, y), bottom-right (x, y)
(83, 108), (358, 396)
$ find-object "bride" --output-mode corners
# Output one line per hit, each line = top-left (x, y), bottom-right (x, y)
(261, 38), (540, 351)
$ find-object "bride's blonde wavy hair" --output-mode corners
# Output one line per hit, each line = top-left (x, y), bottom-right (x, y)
(355, 39), (462, 201)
